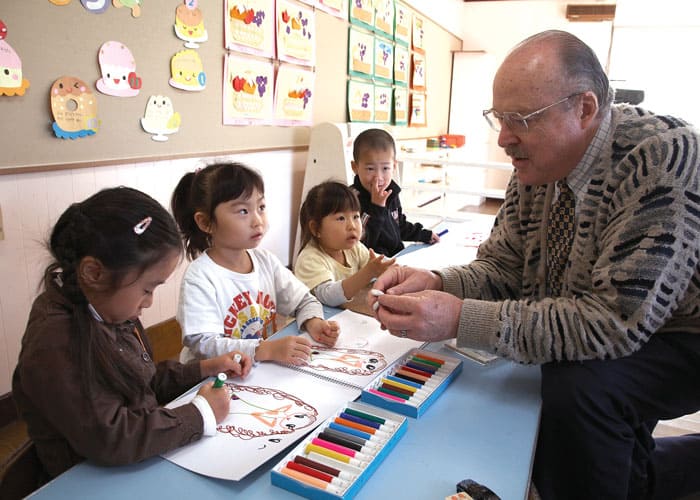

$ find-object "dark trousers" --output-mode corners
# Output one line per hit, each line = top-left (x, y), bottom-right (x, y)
(533, 333), (700, 500)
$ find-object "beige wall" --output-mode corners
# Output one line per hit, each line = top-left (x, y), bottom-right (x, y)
(0, 150), (306, 394)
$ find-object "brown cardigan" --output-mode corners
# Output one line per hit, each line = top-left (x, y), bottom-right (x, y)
(12, 281), (205, 478)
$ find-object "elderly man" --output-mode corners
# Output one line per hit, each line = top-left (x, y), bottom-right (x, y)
(371, 30), (700, 499)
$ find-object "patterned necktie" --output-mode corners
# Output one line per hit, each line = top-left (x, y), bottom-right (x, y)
(546, 181), (575, 296)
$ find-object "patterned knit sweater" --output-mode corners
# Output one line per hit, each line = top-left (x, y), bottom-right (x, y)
(437, 105), (700, 364)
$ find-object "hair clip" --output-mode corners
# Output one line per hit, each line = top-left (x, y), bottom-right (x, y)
(133, 216), (152, 235)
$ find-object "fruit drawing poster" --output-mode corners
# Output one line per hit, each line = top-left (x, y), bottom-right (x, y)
(223, 54), (274, 125)
(273, 63), (315, 125)
(225, 0), (275, 57)
(276, 0), (315, 66)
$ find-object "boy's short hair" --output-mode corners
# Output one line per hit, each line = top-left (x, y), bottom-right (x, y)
(352, 128), (396, 162)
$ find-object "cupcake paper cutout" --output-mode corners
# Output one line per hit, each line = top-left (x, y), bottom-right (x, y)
(96, 41), (142, 97)
(0, 20), (30, 97)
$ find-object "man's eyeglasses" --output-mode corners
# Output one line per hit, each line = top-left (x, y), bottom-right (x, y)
(482, 93), (582, 133)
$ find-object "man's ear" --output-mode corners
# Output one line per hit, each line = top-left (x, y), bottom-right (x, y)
(579, 91), (599, 128)
(78, 256), (110, 292)
(194, 211), (212, 234)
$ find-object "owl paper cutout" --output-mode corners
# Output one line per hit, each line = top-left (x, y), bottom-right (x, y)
(112, 0), (141, 17)
(174, 0), (208, 48)
(0, 20), (30, 96)
(141, 95), (181, 141)
(50, 76), (99, 139)
(81, 0), (110, 13)
(169, 49), (205, 91)
(96, 41), (142, 97)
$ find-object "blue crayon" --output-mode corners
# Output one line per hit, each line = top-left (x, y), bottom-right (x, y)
(328, 421), (373, 441)
(437, 229), (449, 237)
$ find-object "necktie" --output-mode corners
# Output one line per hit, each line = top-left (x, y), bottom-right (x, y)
(546, 181), (575, 296)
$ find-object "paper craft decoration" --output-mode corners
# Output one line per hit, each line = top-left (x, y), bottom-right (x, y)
(162, 309), (422, 481)
(374, 38), (393, 82)
(349, 0), (374, 29)
(226, 0), (274, 57)
(374, 0), (395, 38)
(274, 63), (315, 125)
(348, 79), (374, 122)
(412, 14), (425, 53)
(276, 0), (315, 66)
(141, 95), (181, 141)
(316, 0), (347, 19)
(374, 84), (392, 123)
(50, 76), (99, 139)
(95, 41), (142, 97)
(348, 28), (374, 78)
(80, 0), (110, 13)
(394, 2), (410, 46)
(393, 86), (408, 125)
(410, 92), (426, 127)
(223, 54), (274, 125)
(112, 0), (142, 18)
(411, 51), (426, 91)
(48, 0), (72, 5)
(174, 0), (208, 48)
(393, 43), (408, 85)
(0, 20), (30, 97)
(169, 49), (205, 91)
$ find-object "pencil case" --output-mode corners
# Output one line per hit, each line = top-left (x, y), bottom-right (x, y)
(359, 348), (463, 417)
(270, 401), (407, 499)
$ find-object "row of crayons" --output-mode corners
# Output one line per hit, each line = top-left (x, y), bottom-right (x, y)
(366, 351), (456, 407)
(276, 405), (404, 495)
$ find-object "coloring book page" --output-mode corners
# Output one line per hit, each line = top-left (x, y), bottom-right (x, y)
(162, 362), (360, 480)
(292, 309), (424, 389)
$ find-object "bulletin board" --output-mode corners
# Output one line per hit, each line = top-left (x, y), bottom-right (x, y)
(0, 1), (460, 173)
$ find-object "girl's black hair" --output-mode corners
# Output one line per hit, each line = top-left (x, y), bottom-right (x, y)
(299, 181), (361, 251)
(45, 186), (182, 398)
(171, 162), (265, 260)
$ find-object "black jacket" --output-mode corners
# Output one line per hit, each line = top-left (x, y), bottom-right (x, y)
(351, 176), (432, 257)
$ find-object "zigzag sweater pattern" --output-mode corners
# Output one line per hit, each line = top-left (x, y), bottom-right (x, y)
(438, 105), (700, 363)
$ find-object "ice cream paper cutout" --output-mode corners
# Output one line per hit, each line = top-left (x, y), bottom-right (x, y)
(0, 20), (30, 97)
(169, 49), (205, 91)
(50, 76), (99, 139)
(96, 41), (142, 97)
(174, 0), (208, 48)
(141, 95), (180, 141)
(112, 0), (141, 18)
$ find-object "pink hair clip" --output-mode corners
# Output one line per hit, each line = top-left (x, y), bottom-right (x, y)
(133, 216), (152, 235)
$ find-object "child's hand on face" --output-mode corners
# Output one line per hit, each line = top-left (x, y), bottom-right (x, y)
(365, 249), (396, 278)
(256, 336), (312, 365)
(370, 177), (392, 207)
(306, 318), (340, 347)
(201, 351), (252, 379)
(197, 382), (232, 423)
(429, 231), (441, 244)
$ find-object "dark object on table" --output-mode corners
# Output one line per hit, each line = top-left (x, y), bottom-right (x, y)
(457, 479), (501, 500)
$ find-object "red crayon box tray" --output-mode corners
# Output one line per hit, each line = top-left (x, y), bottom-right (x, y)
(270, 401), (407, 500)
(360, 349), (463, 418)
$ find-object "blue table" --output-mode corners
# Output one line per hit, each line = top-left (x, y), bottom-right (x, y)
(30, 339), (540, 500)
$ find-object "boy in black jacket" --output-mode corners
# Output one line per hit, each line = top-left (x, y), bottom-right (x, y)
(350, 129), (439, 256)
